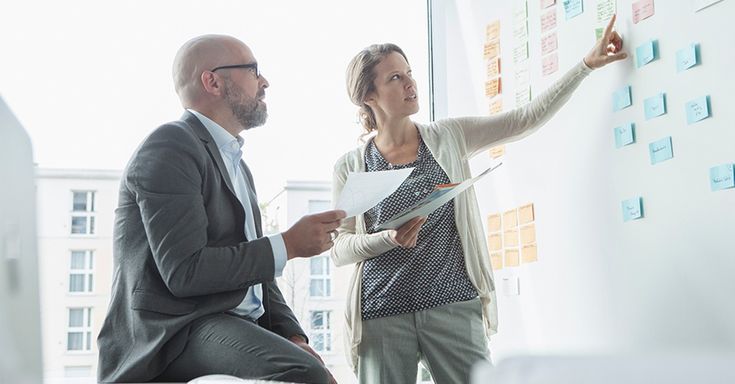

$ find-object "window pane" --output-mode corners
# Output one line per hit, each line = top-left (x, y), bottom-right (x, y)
(88, 252), (94, 268)
(325, 279), (331, 297)
(67, 332), (83, 350)
(311, 311), (324, 329)
(69, 275), (85, 292)
(70, 252), (85, 269)
(71, 217), (88, 234)
(309, 279), (324, 297)
(325, 333), (332, 351)
(86, 331), (91, 350)
(89, 192), (95, 212)
(310, 257), (326, 275)
(89, 216), (95, 234)
(86, 308), (92, 326)
(68, 308), (83, 326)
(72, 192), (87, 211)
(312, 333), (324, 351)
(88, 275), (94, 292)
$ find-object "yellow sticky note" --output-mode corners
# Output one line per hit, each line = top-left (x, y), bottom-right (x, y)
(490, 252), (503, 270)
(485, 77), (502, 98)
(522, 244), (538, 263)
(519, 203), (535, 224)
(487, 214), (501, 232)
(505, 249), (520, 267)
(487, 57), (501, 78)
(489, 99), (503, 115)
(520, 224), (536, 245)
(488, 233), (502, 251)
(503, 209), (518, 228)
(489, 145), (505, 158)
(504, 229), (519, 247)
(484, 41), (500, 59)
(486, 20), (501, 42)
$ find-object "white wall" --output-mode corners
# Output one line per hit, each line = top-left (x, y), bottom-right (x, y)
(430, 0), (735, 360)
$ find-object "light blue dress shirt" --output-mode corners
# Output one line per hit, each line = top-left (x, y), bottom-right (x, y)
(188, 109), (287, 321)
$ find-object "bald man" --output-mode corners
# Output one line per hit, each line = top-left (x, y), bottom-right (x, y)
(97, 35), (342, 383)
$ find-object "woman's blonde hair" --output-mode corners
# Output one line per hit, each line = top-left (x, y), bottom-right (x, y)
(346, 43), (409, 138)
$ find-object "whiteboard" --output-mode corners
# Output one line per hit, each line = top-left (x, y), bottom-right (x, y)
(429, 0), (735, 359)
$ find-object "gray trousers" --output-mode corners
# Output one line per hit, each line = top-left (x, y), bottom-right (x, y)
(358, 297), (491, 384)
(154, 313), (329, 383)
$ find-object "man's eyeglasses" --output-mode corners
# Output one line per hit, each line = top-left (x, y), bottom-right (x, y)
(210, 63), (260, 78)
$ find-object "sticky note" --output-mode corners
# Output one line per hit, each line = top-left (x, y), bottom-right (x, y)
(632, 0), (655, 24)
(596, 0), (616, 23)
(710, 164), (734, 191)
(613, 85), (632, 111)
(644, 93), (666, 120)
(622, 197), (644, 222)
(564, 0), (584, 19)
(676, 43), (700, 72)
(542, 32), (558, 55)
(514, 21), (529, 41)
(636, 39), (658, 68)
(521, 244), (538, 263)
(515, 86), (531, 106)
(490, 252), (504, 270)
(504, 249), (520, 267)
(541, 0), (557, 9)
(686, 95), (711, 124)
(520, 224), (536, 245)
(487, 57), (501, 78)
(489, 99), (504, 115)
(649, 136), (673, 165)
(614, 123), (635, 148)
(484, 41), (500, 59)
(513, 42), (529, 63)
(542, 52), (559, 76)
(595, 27), (605, 41)
(503, 209), (518, 228)
(485, 78), (502, 98)
(518, 203), (535, 224)
(488, 233), (503, 251)
(487, 214), (501, 232)
(694, 0), (725, 12)
(490, 144), (505, 157)
(504, 229), (519, 247)
(541, 9), (557, 33)
(486, 20), (501, 42)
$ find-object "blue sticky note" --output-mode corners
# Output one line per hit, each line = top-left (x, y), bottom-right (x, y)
(649, 136), (673, 165)
(614, 123), (635, 148)
(613, 85), (632, 111)
(676, 43), (700, 72)
(636, 39), (659, 68)
(563, 0), (584, 19)
(685, 95), (711, 124)
(710, 164), (735, 191)
(644, 93), (666, 120)
(622, 197), (644, 222)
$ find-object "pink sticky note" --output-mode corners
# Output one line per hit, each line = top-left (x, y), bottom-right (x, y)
(541, 32), (558, 55)
(541, 9), (557, 33)
(541, 0), (556, 9)
(632, 0), (655, 24)
(542, 52), (559, 76)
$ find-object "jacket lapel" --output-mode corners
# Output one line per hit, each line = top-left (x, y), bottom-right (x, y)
(240, 160), (263, 238)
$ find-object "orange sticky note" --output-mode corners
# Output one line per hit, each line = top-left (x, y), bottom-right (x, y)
(488, 233), (502, 251)
(505, 249), (520, 267)
(522, 244), (538, 263)
(486, 20), (501, 41)
(487, 214), (502, 232)
(504, 229), (519, 247)
(487, 57), (501, 78)
(503, 209), (518, 228)
(485, 77), (502, 98)
(490, 252), (503, 270)
(489, 99), (503, 115)
(484, 41), (500, 59)
(519, 203), (535, 224)
(489, 145), (505, 158)
(520, 224), (536, 245)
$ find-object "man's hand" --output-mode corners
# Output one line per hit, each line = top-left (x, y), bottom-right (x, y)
(388, 216), (427, 248)
(583, 14), (628, 69)
(288, 335), (338, 384)
(282, 210), (346, 260)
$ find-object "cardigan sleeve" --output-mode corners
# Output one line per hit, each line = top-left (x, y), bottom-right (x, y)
(329, 155), (398, 267)
(452, 60), (593, 158)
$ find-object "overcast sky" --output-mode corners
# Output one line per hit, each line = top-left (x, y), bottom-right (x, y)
(1, 0), (430, 202)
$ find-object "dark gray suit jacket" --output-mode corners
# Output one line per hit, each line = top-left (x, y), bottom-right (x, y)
(97, 112), (305, 383)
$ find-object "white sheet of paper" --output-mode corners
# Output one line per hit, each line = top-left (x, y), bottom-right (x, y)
(335, 167), (414, 218)
(375, 163), (502, 230)
(694, 0), (724, 11)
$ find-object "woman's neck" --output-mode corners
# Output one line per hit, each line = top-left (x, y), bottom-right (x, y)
(373, 117), (419, 165)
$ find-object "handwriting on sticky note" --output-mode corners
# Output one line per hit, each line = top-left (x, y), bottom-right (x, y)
(490, 252), (504, 270)
(596, 0), (616, 23)
(518, 203), (535, 224)
(542, 32), (558, 55)
(636, 39), (658, 68)
(485, 78), (502, 98)
(622, 197), (643, 222)
(676, 43), (699, 72)
(541, 9), (557, 33)
(614, 123), (635, 148)
(513, 42), (529, 63)
(686, 95), (710, 124)
(649, 136), (673, 165)
(503, 209), (518, 228)
(486, 20), (501, 42)
(563, 0), (584, 19)
(710, 164), (735, 191)
(487, 214), (502, 232)
(542, 52), (559, 76)
(632, 0), (655, 24)
(522, 244), (538, 263)
(484, 41), (500, 59)
(487, 57), (501, 78)
(504, 249), (520, 267)
(644, 93), (666, 120)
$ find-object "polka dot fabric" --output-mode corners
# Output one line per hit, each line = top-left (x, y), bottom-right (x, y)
(361, 133), (478, 321)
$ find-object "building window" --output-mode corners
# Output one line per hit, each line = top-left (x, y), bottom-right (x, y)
(67, 307), (92, 352)
(309, 310), (332, 353)
(308, 199), (331, 214)
(64, 366), (92, 378)
(309, 255), (331, 297)
(69, 250), (94, 293)
(70, 191), (95, 235)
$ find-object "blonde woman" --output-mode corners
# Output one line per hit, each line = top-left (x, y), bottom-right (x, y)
(331, 16), (627, 384)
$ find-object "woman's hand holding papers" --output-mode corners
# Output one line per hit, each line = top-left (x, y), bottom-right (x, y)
(388, 216), (427, 248)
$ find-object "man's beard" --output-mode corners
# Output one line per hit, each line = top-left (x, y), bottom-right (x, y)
(223, 81), (267, 129)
